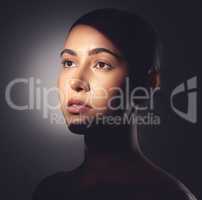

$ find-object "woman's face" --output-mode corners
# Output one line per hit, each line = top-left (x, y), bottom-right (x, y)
(58, 24), (128, 126)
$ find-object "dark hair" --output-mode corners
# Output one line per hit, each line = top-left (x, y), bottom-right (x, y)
(69, 8), (161, 88)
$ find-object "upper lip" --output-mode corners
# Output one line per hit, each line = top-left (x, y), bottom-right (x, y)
(67, 98), (91, 108)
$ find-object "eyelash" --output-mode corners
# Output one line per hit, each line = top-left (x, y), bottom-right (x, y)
(94, 61), (113, 71)
(61, 59), (114, 71)
(62, 60), (77, 68)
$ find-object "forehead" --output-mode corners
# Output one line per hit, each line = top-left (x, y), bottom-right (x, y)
(64, 24), (119, 53)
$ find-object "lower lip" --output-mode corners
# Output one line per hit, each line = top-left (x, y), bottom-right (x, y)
(66, 104), (91, 114)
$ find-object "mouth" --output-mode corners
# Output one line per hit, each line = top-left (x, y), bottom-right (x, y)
(66, 98), (92, 114)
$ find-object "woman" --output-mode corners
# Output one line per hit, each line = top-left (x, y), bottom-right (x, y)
(32, 8), (196, 200)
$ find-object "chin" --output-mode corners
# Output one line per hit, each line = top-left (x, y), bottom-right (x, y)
(65, 115), (94, 135)
(67, 123), (91, 135)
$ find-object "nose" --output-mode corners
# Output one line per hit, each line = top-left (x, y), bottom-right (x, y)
(69, 63), (90, 92)
(69, 78), (90, 92)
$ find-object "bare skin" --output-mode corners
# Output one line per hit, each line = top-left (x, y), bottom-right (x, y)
(57, 24), (178, 190)
(32, 25), (193, 200)
(58, 24), (135, 184)
(58, 24), (128, 125)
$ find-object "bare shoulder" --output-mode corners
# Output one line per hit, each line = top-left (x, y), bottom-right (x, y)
(144, 165), (198, 200)
(31, 163), (198, 200)
(131, 158), (197, 200)
(32, 170), (77, 200)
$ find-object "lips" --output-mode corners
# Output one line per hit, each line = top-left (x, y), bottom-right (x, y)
(66, 99), (91, 114)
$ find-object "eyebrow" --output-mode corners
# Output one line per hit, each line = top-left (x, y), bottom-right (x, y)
(60, 48), (123, 60)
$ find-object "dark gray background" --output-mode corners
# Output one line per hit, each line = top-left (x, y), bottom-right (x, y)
(0, 0), (201, 200)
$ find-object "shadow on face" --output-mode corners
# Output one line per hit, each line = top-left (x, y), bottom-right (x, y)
(58, 25), (128, 133)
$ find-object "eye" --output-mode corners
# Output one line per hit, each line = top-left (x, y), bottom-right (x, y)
(94, 61), (113, 71)
(62, 60), (77, 68)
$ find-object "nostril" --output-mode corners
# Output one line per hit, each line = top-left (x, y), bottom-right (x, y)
(75, 86), (84, 92)
(70, 79), (90, 92)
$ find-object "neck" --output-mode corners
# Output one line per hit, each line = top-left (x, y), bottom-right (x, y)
(68, 112), (144, 171)
(85, 124), (132, 152)
(83, 122), (142, 166)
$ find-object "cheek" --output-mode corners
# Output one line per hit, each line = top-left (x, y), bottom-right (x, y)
(90, 71), (126, 111)
(58, 73), (69, 106)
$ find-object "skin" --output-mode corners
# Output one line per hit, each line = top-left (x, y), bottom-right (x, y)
(56, 24), (177, 195)
(33, 23), (193, 200)
(58, 24), (128, 126)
